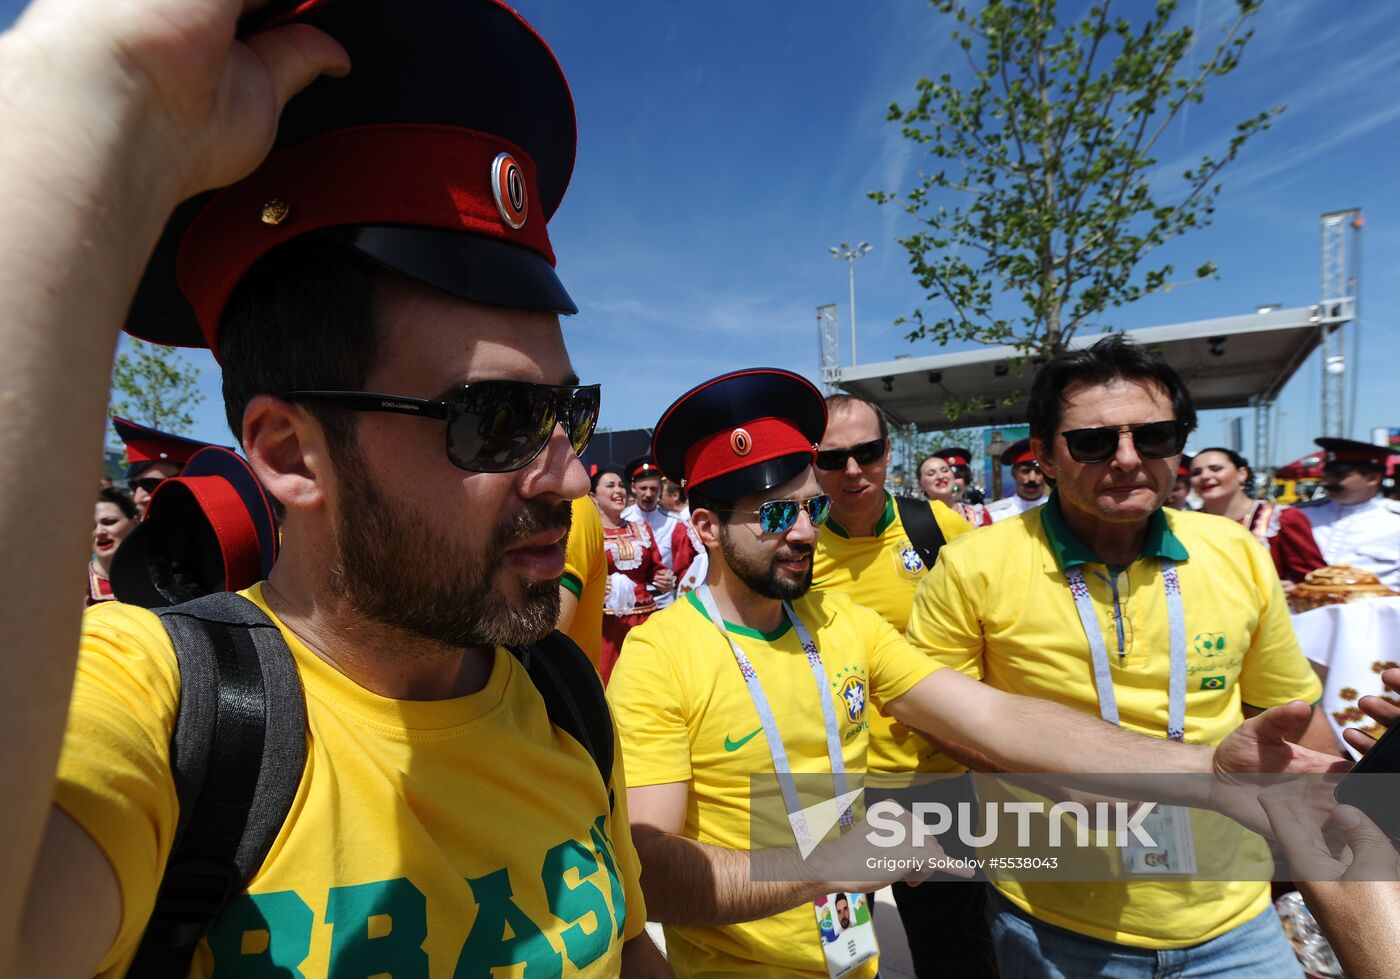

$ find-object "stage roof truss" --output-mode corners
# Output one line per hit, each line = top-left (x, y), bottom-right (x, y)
(831, 303), (1347, 433)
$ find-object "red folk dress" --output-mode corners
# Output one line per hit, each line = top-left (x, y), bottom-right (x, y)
(600, 518), (666, 683)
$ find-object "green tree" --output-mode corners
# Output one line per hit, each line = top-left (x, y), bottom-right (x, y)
(109, 338), (205, 434)
(873, 0), (1279, 356)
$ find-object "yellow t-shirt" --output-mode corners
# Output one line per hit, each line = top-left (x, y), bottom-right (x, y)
(57, 585), (646, 977)
(563, 495), (607, 669)
(608, 589), (939, 978)
(811, 493), (973, 775)
(906, 497), (1323, 949)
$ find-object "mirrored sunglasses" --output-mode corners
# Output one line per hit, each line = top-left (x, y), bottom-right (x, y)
(719, 494), (833, 534)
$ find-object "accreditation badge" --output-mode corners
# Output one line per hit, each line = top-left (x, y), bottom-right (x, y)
(813, 891), (878, 978)
(1122, 804), (1197, 875)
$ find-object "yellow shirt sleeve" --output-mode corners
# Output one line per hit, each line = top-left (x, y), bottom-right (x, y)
(905, 549), (986, 680)
(564, 496), (607, 668)
(609, 622), (694, 787)
(54, 602), (183, 970)
(1238, 538), (1324, 709)
(860, 600), (941, 710)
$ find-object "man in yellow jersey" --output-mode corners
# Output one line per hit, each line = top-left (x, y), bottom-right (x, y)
(0, 1), (666, 975)
(811, 393), (991, 978)
(609, 367), (1340, 979)
(907, 335), (1338, 978)
(560, 494), (609, 669)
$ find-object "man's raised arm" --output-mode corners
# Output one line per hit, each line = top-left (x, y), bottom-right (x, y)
(0, 0), (344, 967)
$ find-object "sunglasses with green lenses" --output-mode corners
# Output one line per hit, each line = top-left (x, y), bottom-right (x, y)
(716, 494), (833, 534)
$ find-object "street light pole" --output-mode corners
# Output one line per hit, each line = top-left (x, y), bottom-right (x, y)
(829, 241), (873, 366)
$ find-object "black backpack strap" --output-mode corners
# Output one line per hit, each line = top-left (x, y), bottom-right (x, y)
(127, 593), (306, 979)
(895, 495), (948, 571)
(508, 631), (615, 811)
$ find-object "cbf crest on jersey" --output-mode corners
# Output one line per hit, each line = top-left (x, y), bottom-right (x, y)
(894, 536), (927, 580)
(830, 665), (869, 740)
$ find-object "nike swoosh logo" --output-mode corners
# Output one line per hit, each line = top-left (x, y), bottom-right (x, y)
(724, 727), (763, 752)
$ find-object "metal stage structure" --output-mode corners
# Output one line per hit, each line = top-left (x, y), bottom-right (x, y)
(819, 211), (1363, 471)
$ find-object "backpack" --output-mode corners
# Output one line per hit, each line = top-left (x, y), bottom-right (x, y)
(894, 495), (948, 571)
(126, 592), (613, 978)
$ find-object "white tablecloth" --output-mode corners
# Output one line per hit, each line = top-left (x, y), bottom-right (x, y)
(1291, 598), (1400, 758)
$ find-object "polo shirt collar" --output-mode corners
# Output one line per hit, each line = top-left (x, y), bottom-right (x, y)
(825, 492), (895, 539)
(1039, 492), (1189, 570)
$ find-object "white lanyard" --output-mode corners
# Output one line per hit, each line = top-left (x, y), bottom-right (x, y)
(694, 584), (853, 849)
(1064, 560), (1186, 741)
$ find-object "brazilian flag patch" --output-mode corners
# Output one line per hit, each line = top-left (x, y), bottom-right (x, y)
(1200, 675), (1227, 691)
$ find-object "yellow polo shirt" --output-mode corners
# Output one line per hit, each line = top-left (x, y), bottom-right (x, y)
(906, 495), (1322, 949)
(608, 589), (939, 978)
(812, 493), (973, 775)
(563, 495), (607, 669)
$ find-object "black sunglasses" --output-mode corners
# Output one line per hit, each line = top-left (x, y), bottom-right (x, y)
(815, 438), (886, 472)
(129, 476), (168, 494)
(714, 494), (833, 534)
(1059, 420), (1190, 465)
(284, 381), (600, 473)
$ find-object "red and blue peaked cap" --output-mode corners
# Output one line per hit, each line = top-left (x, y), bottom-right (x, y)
(1001, 438), (1037, 467)
(652, 369), (826, 501)
(1316, 438), (1395, 467)
(125, 0), (578, 355)
(112, 446), (280, 607)
(113, 416), (224, 481)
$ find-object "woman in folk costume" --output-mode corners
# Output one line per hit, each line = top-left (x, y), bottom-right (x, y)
(591, 466), (672, 682)
(1190, 447), (1276, 544)
(918, 452), (990, 527)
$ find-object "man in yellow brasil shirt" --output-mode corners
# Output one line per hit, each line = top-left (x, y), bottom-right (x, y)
(810, 393), (993, 978)
(7, 1), (667, 975)
(608, 367), (1340, 979)
(907, 335), (1339, 977)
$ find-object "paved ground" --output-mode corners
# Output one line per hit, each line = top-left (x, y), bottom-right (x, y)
(643, 886), (916, 977)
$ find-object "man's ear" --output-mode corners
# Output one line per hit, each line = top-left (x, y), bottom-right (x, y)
(242, 395), (332, 512)
(690, 507), (723, 551)
(1031, 437), (1057, 481)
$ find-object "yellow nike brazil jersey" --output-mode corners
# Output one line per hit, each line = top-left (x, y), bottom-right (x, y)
(811, 493), (974, 775)
(609, 588), (939, 978)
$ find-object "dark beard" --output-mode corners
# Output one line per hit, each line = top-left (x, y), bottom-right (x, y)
(328, 441), (570, 650)
(718, 525), (813, 602)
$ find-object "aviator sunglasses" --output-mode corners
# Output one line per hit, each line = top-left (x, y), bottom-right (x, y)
(715, 494), (833, 534)
(284, 381), (601, 473)
(814, 438), (886, 472)
(1059, 420), (1190, 465)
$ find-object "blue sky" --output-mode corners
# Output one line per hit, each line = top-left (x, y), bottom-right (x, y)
(5, 0), (1398, 467)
